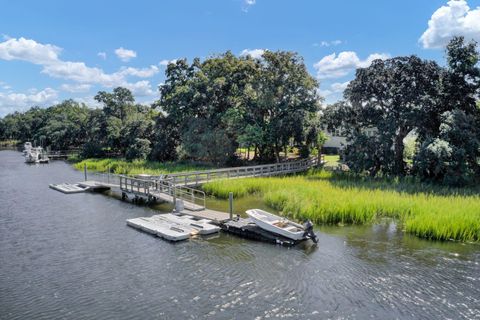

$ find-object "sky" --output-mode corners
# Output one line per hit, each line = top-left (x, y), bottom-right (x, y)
(1, 0), (480, 117)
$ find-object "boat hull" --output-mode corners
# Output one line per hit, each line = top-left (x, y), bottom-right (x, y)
(246, 209), (306, 241)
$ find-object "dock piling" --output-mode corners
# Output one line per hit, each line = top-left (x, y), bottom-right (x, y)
(229, 192), (233, 220)
(84, 164), (87, 181)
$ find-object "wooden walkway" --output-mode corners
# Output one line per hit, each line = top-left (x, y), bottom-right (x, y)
(70, 157), (321, 221)
(165, 157), (321, 187)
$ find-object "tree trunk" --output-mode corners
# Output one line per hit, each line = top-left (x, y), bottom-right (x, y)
(274, 142), (280, 163)
(317, 143), (322, 167)
(246, 146), (250, 160)
(394, 128), (407, 175)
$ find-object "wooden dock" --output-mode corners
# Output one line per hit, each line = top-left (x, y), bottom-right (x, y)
(176, 209), (230, 224)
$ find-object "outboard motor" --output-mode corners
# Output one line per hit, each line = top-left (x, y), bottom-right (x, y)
(303, 220), (318, 243)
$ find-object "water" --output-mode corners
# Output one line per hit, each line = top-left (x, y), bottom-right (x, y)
(0, 150), (479, 320)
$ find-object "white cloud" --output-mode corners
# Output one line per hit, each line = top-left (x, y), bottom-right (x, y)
(314, 40), (343, 47)
(0, 37), (61, 65)
(0, 88), (58, 116)
(42, 61), (124, 86)
(119, 65), (159, 78)
(123, 80), (155, 97)
(318, 81), (350, 98)
(114, 47), (137, 62)
(97, 51), (107, 60)
(330, 81), (350, 92)
(242, 0), (256, 12)
(0, 37), (162, 100)
(240, 48), (265, 59)
(159, 59), (177, 66)
(420, 0), (480, 49)
(60, 83), (91, 93)
(313, 51), (390, 79)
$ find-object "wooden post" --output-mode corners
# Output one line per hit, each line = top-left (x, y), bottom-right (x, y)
(84, 164), (87, 181)
(229, 192), (233, 220)
(173, 185), (177, 210)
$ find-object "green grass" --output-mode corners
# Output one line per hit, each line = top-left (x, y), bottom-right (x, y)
(0, 139), (20, 147)
(203, 170), (480, 242)
(73, 158), (214, 175)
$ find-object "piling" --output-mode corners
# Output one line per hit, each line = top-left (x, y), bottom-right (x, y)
(229, 192), (233, 220)
(84, 164), (87, 181)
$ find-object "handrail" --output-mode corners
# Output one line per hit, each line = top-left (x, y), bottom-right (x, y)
(163, 156), (320, 186)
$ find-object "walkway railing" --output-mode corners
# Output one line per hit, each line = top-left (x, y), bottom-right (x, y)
(165, 156), (320, 187)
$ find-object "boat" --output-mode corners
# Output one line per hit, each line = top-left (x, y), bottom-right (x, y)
(246, 209), (318, 243)
(22, 142), (32, 155)
(25, 147), (49, 164)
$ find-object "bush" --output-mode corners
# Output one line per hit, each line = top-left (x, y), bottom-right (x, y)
(81, 142), (105, 158)
(125, 138), (151, 161)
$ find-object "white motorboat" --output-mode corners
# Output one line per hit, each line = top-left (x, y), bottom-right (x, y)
(22, 142), (32, 155)
(25, 147), (49, 164)
(246, 209), (317, 242)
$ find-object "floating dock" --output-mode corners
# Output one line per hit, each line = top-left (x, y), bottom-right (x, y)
(49, 183), (89, 194)
(126, 213), (220, 241)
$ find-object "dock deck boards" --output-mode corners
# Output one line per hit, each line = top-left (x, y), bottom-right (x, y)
(177, 209), (230, 224)
(149, 191), (204, 211)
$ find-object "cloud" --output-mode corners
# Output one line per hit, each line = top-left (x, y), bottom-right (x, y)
(240, 48), (265, 59)
(0, 88), (58, 116)
(420, 0), (480, 49)
(114, 47), (137, 62)
(159, 59), (177, 66)
(314, 40), (343, 47)
(118, 65), (159, 78)
(0, 37), (61, 65)
(242, 0), (256, 12)
(313, 51), (390, 79)
(60, 83), (91, 93)
(123, 80), (155, 97)
(318, 81), (350, 98)
(97, 52), (107, 60)
(0, 37), (160, 99)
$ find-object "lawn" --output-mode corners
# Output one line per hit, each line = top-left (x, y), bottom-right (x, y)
(72, 158), (213, 175)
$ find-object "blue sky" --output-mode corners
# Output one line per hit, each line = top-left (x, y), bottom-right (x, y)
(1, 0), (480, 116)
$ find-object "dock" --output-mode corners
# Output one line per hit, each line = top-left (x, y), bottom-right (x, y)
(50, 157), (321, 246)
(126, 213), (221, 241)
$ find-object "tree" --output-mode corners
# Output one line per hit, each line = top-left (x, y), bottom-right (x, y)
(126, 138), (151, 160)
(316, 131), (328, 165)
(250, 51), (321, 162)
(414, 109), (480, 185)
(330, 55), (442, 176)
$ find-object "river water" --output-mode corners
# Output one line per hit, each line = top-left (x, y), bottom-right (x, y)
(0, 150), (479, 320)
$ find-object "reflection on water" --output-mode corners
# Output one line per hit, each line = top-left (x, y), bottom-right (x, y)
(0, 150), (479, 320)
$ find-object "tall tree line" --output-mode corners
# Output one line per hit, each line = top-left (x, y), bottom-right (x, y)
(0, 51), (321, 164)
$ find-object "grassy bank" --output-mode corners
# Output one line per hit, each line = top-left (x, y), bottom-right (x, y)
(73, 158), (213, 175)
(203, 170), (480, 242)
(0, 139), (20, 147)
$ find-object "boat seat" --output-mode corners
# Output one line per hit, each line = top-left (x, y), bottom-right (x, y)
(285, 226), (300, 232)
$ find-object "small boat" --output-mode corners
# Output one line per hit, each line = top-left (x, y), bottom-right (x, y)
(25, 147), (49, 164)
(246, 209), (318, 243)
(22, 142), (32, 155)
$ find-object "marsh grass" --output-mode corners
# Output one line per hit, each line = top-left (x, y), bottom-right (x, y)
(203, 170), (480, 242)
(73, 158), (213, 175)
(0, 139), (20, 147)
